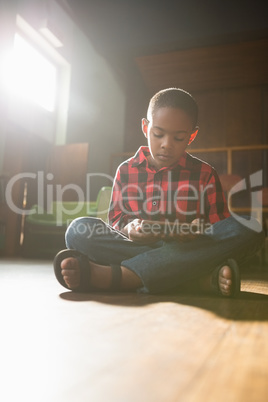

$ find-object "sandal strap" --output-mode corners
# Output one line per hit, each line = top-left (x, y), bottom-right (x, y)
(110, 265), (122, 291)
(211, 264), (222, 295)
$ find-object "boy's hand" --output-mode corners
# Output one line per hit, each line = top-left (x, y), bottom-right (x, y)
(191, 218), (201, 230)
(124, 219), (161, 244)
(123, 218), (203, 243)
(170, 218), (201, 242)
(167, 218), (201, 242)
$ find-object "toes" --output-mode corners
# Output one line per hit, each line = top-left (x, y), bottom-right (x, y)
(220, 284), (231, 295)
(61, 269), (78, 277)
(219, 276), (232, 285)
(220, 265), (232, 280)
(62, 274), (80, 289)
(64, 277), (80, 288)
(221, 284), (231, 295)
(219, 265), (233, 296)
(61, 257), (78, 270)
(60, 257), (80, 289)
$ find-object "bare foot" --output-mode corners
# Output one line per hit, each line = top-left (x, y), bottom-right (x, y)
(61, 258), (80, 289)
(218, 265), (233, 296)
(60, 257), (142, 291)
(199, 265), (233, 296)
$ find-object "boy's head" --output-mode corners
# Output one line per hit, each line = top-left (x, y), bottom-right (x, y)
(147, 88), (198, 129)
(142, 88), (199, 170)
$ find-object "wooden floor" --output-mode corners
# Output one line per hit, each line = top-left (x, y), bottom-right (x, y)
(0, 259), (268, 402)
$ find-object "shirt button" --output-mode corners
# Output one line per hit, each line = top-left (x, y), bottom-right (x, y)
(152, 201), (157, 206)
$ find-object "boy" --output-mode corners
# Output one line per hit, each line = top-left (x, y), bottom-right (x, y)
(54, 88), (264, 297)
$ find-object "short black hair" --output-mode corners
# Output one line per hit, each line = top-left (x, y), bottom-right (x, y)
(147, 88), (198, 128)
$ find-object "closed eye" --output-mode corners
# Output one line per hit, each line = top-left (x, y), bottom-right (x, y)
(153, 133), (163, 138)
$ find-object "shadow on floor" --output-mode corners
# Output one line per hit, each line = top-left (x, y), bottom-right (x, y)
(59, 287), (268, 322)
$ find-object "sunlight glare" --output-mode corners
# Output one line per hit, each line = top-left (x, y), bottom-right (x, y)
(4, 34), (57, 112)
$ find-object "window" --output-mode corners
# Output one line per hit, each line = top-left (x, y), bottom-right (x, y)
(2, 14), (71, 144)
(5, 33), (57, 112)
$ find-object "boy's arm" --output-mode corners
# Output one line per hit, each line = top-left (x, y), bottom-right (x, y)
(108, 166), (163, 243)
(108, 166), (137, 232)
(204, 170), (230, 223)
(108, 179), (159, 242)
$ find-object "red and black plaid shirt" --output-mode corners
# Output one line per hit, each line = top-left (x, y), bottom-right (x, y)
(109, 146), (230, 230)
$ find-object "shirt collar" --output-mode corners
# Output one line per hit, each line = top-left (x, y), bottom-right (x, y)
(131, 146), (188, 170)
(131, 146), (150, 167)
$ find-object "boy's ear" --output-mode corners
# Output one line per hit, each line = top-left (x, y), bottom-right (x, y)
(188, 127), (199, 145)
(142, 118), (148, 138)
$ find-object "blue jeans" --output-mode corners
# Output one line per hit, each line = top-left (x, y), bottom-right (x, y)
(65, 216), (265, 294)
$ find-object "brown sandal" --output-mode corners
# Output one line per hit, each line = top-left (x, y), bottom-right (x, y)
(53, 249), (122, 292)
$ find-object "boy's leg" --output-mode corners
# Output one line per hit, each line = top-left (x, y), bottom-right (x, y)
(121, 216), (265, 294)
(64, 217), (160, 263)
(57, 216), (156, 291)
(57, 215), (264, 295)
(60, 216), (234, 296)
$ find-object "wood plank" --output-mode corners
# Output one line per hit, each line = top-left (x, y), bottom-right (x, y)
(224, 87), (262, 146)
(192, 90), (225, 148)
(135, 39), (268, 93)
(0, 260), (268, 402)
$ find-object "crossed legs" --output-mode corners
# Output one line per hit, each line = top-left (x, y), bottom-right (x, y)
(54, 216), (264, 296)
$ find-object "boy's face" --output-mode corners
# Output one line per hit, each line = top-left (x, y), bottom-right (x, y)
(142, 107), (198, 170)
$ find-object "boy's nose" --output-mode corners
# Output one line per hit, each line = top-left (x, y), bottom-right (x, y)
(161, 136), (172, 149)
